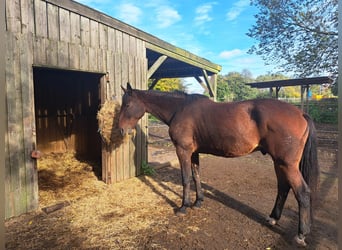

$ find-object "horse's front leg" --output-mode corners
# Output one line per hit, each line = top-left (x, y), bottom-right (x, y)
(175, 146), (193, 215)
(191, 152), (204, 208)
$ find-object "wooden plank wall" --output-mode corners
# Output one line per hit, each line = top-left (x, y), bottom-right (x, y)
(5, 0), (148, 218)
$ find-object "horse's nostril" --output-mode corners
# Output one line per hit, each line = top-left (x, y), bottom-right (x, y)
(120, 128), (125, 136)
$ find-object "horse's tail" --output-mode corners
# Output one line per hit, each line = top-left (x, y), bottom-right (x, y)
(300, 114), (319, 209)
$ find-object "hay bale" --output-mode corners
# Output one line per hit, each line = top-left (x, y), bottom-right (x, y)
(97, 99), (124, 148)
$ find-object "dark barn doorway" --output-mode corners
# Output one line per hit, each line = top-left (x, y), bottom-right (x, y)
(33, 67), (103, 176)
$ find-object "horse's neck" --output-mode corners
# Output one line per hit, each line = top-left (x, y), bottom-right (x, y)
(137, 90), (183, 125)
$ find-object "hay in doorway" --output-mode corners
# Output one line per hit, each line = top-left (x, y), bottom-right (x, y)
(38, 151), (106, 208)
(97, 99), (126, 148)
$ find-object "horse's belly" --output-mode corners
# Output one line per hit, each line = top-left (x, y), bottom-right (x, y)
(198, 140), (259, 158)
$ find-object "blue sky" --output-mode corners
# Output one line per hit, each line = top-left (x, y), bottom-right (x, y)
(76, 0), (279, 92)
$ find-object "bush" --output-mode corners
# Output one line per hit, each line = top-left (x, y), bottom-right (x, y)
(307, 99), (338, 124)
(141, 161), (156, 176)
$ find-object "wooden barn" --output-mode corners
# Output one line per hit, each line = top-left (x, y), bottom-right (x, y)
(5, 0), (221, 218)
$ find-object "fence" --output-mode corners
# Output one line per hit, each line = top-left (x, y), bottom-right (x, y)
(281, 98), (338, 124)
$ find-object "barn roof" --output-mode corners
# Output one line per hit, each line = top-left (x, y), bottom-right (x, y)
(48, 0), (221, 79)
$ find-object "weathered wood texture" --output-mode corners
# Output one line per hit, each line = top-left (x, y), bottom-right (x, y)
(5, 0), (148, 218)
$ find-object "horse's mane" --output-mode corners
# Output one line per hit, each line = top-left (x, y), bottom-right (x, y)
(148, 89), (209, 103)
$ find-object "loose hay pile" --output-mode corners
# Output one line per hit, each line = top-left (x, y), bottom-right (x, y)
(97, 99), (125, 148)
(17, 151), (183, 249)
(38, 151), (105, 208)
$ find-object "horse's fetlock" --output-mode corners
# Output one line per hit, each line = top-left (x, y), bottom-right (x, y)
(266, 216), (277, 226)
(294, 234), (307, 247)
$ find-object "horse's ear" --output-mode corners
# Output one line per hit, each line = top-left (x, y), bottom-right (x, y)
(127, 82), (133, 91)
(121, 85), (126, 93)
(121, 82), (133, 95)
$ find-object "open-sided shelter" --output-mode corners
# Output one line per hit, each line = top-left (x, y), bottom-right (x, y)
(247, 76), (333, 111)
(5, 0), (221, 218)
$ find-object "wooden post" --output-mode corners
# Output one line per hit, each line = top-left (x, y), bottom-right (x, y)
(202, 69), (214, 97)
(301, 85), (305, 111)
(276, 86), (281, 99)
(305, 85), (310, 113)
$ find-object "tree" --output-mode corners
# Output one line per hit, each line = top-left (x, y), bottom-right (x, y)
(148, 78), (185, 92)
(217, 70), (258, 102)
(255, 73), (288, 82)
(247, 0), (338, 95)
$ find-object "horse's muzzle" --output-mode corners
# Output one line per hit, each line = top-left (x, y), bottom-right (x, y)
(120, 128), (134, 136)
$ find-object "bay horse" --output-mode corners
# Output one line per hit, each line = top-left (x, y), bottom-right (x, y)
(118, 82), (319, 246)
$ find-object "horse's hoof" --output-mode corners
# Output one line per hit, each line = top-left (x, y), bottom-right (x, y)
(175, 206), (187, 216)
(266, 216), (277, 226)
(294, 235), (307, 247)
(192, 200), (202, 209)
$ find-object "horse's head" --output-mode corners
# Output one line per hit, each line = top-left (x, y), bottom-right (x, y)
(118, 83), (146, 136)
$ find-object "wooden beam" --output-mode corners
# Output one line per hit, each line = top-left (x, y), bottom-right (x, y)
(202, 69), (214, 97)
(148, 78), (160, 90)
(147, 55), (167, 79)
(147, 43), (221, 74)
(194, 76), (208, 92)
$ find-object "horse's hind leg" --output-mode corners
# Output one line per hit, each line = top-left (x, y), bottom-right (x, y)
(272, 162), (311, 246)
(268, 164), (291, 225)
(290, 171), (311, 246)
(191, 152), (204, 208)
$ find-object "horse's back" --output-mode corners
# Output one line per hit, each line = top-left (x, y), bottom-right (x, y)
(169, 98), (308, 158)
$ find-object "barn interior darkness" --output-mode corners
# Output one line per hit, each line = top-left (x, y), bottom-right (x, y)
(33, 67), (103, 169)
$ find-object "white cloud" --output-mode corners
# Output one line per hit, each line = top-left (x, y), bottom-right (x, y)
(219, 49), (243, 59)
(117, 3), (143, 25)
(194, 3), (215, 26)
(226, 0), (250, 21)
(155, 6), (181, 28)
(144, 0), (168, 8)
(218, 54), (278, 76)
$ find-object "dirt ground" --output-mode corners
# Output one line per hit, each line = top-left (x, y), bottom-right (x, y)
(5, 123), (338, 249)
